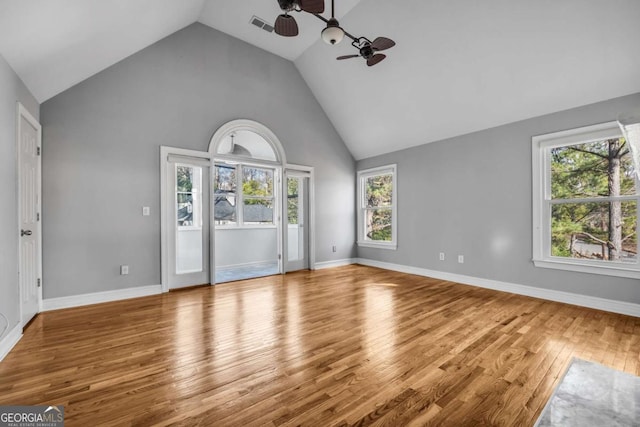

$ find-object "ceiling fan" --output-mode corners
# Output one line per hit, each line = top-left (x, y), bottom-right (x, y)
(337, 37), (396, 67)
(274, 0), (325, 37)
(272, 0), (396, 67)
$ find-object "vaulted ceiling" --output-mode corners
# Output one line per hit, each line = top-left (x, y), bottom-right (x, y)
(1, 0), (639, 159)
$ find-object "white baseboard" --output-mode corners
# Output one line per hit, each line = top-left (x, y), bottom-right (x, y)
(356, 258), (640, 318)
(42, 285), (163, 312)
(0, 323), (22, 362)
(314, 258), (357, 270)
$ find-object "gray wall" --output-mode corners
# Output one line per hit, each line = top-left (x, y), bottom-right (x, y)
(357, 92), (640, 304)
(41, 23), (355, 299)
(0, 54), (39, 339)
(215, 229), (277, 268)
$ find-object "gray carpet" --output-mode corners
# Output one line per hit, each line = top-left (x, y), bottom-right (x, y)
(535, 358), (640, 426)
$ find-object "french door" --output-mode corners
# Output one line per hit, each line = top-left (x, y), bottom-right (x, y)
(163, 151), (211, 290)
(285, 170), (311, 272)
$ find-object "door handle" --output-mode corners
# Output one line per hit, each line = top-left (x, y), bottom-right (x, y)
(21, 230), (32, 236)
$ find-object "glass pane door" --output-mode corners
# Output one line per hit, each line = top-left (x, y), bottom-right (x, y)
(166, 159), (210, 290)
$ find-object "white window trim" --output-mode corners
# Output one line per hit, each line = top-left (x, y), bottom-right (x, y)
(215, 224), (277, 230)
(357, 164), (397, 250)
(532, 121), (640, 279)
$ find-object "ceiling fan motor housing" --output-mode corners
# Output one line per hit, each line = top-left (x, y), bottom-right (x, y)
(360, 44), (374, 59)
(278, 0), (296, 11)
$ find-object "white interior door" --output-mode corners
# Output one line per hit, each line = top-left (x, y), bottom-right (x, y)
(17, 103), (42, 326)
(285, 171), (310, 272)
(166, 156), (211, 289)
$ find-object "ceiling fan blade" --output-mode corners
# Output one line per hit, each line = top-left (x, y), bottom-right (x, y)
(337, 55), (360, 60)
(367, 54), (386, 66)
(274, 14), (299, 37)
(298, 0), (325, 14)
(371, 37), (396, 51)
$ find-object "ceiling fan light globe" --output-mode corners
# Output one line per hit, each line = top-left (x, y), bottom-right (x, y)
(321, 24), (344, 45)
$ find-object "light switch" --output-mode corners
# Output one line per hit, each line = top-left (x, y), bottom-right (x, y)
(142, 206), (150, 216)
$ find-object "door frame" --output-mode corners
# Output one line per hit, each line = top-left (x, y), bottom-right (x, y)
(160, 146), (213, 292)
(284, 164), (315, 272)
(209, 120), (289, 281)
(16, 102), (43, 324)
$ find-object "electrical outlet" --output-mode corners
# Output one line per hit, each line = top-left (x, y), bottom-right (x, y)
(142, 206), (150, 216)
(332, 246), (337, 253)
(458, 255), (464, 264)
(120, 265), (129, 275)
(439, 252), (445, 261)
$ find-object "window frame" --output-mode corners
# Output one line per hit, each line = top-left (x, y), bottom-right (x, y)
(357, 164), (397, 250)
(214, 161), (278, 229)
(532, 121), (640, 279)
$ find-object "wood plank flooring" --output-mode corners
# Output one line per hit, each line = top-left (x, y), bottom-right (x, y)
(1, 265), (639, 426)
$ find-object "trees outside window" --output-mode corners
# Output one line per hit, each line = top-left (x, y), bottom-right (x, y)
(533, 122), (639, 279)
(551, 138), (636, 262)
(242, 166), (274, 225)
(287, 178), (299, 225)
(357, 165), (397, 249)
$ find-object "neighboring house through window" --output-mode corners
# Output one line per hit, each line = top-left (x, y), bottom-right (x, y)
(357, 164), (397, 249)
(532, 122), (639, 279)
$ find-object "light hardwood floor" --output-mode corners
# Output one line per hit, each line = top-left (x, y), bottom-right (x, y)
(1, 265), (639, 426)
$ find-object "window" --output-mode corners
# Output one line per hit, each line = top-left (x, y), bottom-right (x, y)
(242, 166), (274, 225)
(214, 164), (236, 225)
(357, 165), (397, 249)
(532, 122), (639, 279)
(214, 163), (275, 227)
(176, 165), (201, 229)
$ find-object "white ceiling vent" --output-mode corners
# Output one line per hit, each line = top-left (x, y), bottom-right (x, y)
(250, 16), (274, 33)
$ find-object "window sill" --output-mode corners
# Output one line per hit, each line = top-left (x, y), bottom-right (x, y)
(357, 241), (397, 250)
(533, 258), (640, 279)
(177, 226), (202, 232)
(215, 225), (277, 230)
